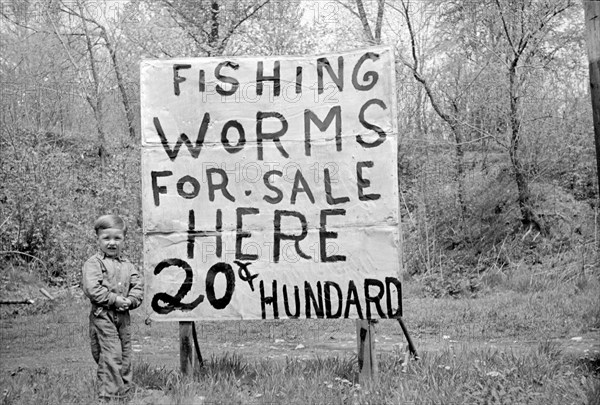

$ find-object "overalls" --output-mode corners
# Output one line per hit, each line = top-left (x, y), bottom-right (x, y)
(82, 253), (143, 398)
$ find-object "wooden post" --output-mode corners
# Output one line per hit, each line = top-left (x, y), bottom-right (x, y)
(585, 1), (600, 199)
(179, 321), (199, 376)
(356, 319), (378, 383)
(397, 317), (419, 360)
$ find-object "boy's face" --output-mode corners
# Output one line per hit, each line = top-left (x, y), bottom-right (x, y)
(97, 228), (125, 258)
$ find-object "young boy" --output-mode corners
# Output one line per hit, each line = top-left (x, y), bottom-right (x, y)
(81, 214), (143, 400)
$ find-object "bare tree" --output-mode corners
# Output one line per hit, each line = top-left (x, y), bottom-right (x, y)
(58, 1), (137, 142)
(159, 0), (271, 56)
(0, 2), (79, 137)
(393, 0), (576, 233)
(46, 1), (110, 161)
(334, 0), (385, 45)
(493, 0), (575, 234)
(230, 0), (321, 56)
(392, 0), (473, 217)
(2, 0), (138, 152)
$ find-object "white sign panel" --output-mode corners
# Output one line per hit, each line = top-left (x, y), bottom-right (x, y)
(141, 46), (401, 321)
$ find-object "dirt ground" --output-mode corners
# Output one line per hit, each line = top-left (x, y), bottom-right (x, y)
(1, 296), (598, 376)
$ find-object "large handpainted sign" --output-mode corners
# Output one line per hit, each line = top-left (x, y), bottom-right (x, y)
(141, 46), (401, 321)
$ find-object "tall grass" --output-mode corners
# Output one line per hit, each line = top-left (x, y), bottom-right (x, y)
(1, 256), (598, 404)
(2, 343), (597, 405)
(1, 367), (97, 405)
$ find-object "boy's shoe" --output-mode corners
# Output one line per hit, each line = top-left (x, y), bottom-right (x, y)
(120, 383), (135, 398)
(98, 393), (127, 403)
(121, 382), (136, 393)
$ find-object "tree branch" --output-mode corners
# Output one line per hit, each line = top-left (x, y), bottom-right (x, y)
(160, 0), (210, 48)
(494, 0), (516, 56)
(334, 0), (360, 19)
(374, 0), (385, 43)
(401, 0), (419, 73)
(221, 0), (271, 50)
(355, 0), (375, 44)
(1, 8), (83, 36)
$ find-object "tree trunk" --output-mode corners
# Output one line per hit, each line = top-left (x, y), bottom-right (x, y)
(398, 0), (468, 218)
(208, 1), (220, 55)
(104, 35), (136, 142)
(507, 63), (544, 234)
(80, 1), (108, 164)
(355, 0), (385, 45)
(91, 102), (109, 163)
(452, 125), (467, 218)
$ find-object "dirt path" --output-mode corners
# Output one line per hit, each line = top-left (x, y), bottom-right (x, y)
(1, 308), (598, 374)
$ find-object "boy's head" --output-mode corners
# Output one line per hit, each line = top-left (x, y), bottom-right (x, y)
(94, 215), (127, 258)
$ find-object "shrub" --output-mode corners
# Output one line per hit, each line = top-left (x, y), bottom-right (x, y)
(0, 129), (142, 285)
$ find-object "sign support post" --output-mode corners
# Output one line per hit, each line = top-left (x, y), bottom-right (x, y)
(356, 319), (378, 382)
(179, 321), (200, 376)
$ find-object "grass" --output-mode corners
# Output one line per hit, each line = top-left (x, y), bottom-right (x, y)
(0, 269), (599, 404)
(398, 271), (600, 341)
(1, 344), (598, 404)
(1, 367), (97, 405)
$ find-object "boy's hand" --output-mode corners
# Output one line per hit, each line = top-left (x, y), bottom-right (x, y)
(115, 296), (130, 311)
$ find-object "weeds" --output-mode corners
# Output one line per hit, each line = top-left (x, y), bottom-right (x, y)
(0, 133), (143, 287)
(1, 282), (599, 404)
(3, 346), (595, 404)
(1, 367), (96, 405)
(133, 363), (174, 391)
(140, 344), (596, 404)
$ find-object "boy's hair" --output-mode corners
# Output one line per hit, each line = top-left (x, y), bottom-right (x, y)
(94, 215), (127, 235)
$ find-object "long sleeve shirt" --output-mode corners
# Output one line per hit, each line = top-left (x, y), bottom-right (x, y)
(81, 252), (144, 311)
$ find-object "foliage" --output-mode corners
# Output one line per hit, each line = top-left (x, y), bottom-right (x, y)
(229, 0), (322, 56)
(0, 129), (142, 285)
(400, 140), (597, 296)
(0, 0), (598, 295)
(389, 0), (598, 296)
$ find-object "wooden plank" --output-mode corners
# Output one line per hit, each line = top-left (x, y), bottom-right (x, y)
(0, 299), (34, 305)
(40, 288), (55, 300)
(397, 317), (419, 360)
(356, 319), (378, 383)
(585, 1), (600, 198)
(179, 321), (198, 376)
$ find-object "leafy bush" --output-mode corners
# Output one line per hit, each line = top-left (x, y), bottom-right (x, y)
(399, 138), (598, 297)
(0, 129), (142, 286)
